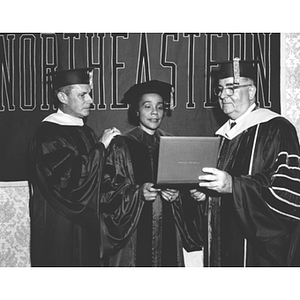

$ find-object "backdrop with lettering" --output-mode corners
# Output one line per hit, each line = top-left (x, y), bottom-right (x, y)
(0, 33), (280, 181)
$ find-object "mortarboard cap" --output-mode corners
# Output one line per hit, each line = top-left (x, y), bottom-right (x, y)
(50, 67), (94, 90)
(217, 58), (259, 84)
(122, 80), (174, 111)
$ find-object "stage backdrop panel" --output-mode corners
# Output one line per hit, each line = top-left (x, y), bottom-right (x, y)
(0, 33), (280, 181)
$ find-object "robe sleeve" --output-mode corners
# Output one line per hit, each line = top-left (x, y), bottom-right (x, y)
(99, 137), (145, 257)
(29, 123), (105, 231)
(264, 151), (300, 220)
(232, 117), (300, 263)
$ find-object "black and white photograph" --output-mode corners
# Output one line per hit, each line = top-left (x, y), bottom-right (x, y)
(1, 2), (300, 299)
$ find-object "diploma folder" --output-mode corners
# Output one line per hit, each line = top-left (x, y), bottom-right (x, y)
(156, 136), (220, 187)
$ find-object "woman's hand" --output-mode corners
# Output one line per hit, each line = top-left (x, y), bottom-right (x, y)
(161, 188), (179, 202)
(142, 183), (160, 201)
(190, 189), (206, 202)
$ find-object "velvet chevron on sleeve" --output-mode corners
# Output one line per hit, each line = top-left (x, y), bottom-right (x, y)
(265, 152), (300, 220)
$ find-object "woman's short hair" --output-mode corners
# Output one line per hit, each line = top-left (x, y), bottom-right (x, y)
(122, 80), (174, 126)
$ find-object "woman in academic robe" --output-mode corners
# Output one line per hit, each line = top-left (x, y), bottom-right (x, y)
(99, 80), (204, 266)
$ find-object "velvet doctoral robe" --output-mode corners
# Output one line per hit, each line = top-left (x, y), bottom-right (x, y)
(28, 121), (105, 266)
(99, 127), (204, 267)
(209, 108), (300, 266)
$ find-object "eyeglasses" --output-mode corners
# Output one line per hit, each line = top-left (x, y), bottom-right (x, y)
(213, 84), (253, 97)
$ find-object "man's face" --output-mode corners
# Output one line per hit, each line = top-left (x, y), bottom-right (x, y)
(62, 84), (93, 118)
(217, 77), (256, 120)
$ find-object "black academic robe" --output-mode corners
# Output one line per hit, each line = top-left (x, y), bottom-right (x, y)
(28, 122), (105, 266)
(99, 127), (204, 266)
(212, 110), (300, 266)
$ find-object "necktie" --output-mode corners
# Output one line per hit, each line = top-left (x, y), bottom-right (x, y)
(230, 122), (236, 129)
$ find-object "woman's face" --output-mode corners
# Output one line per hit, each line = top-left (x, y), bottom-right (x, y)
(138, 93), (164, 135)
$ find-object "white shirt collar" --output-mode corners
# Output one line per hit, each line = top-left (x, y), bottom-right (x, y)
(226, 103), (256, 131)
(42, 108), (84, 126)
(232, 103), (256, 125)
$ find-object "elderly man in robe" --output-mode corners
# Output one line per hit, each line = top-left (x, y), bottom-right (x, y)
(191, 58), (300, 266)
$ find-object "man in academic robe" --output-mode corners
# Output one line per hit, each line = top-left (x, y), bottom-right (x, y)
(191, 58), (300, 266)
(28, 68), (120, 266)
